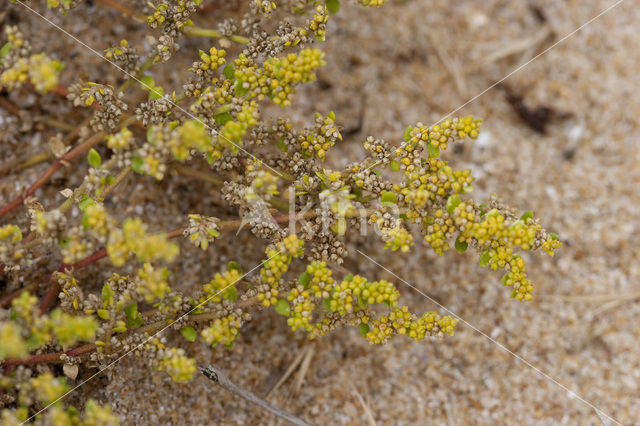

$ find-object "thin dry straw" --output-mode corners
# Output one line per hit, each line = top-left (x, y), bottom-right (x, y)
(201, 365), (313, 426)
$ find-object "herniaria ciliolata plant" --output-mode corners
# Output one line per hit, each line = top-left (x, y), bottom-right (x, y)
(0, 0), (561, 423)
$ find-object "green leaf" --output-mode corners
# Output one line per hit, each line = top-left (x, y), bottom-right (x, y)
(0, 43), (12, 61)
(446, 194), (461, 214)
(149, 85), (164, 100)
(213, 112), (233, 126)
(380, 191), (397, 205)
(322, 298), (335, 312)
(131, 156), (144, 173)
(344, 274), (353, 282)
(78, 194), (95, 211)
(81, 213), (90, 230)
(520, 210), (534, 222)
(326, 0), (340, 13)
(101, 283), (114, 305)
(97, 309), (110, 320)
(223, 64), (235, 80)
(427, 144), (440, 158)
(180, 326), (197, 342)
(234, 79), (248, 96)
(454, 237), (468, 253)
(358, 323), (370, 337)
(389, 159), (401, 171)
(549, 232), (559, 241)
(298, 271), (311, 288)
(224, 285), (238, 303)
(479, 250), (490, 267)
(87, 148), (101, 168)
(149, 125), (160, 143)
(124, 303), (142, 329)
(276, 138), (288, 152)
(501, 273), (510, 286)
(58, 237), (70, 249)
(226, 261), (242, 273)
(139, 75), (154, 90)
(403, 125), (413, 142)
(328, 110), (336, 121)
(274, 299), (290, 316)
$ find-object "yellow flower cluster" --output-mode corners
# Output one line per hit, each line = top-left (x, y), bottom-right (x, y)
(218, 101), (259, 152)
(83, 400), (121, 426)
(365, 306), (458, 345)
(0, 322), (28, 360)
(301, 5), (329, 42)
(1, 292), (98, 360)
(423, 210), (456, 255)
(306, 261), (334, 299)
(501, 253), (534, 301)
(360, 0), (387, 6)
(299, 112), (341, 160)
(450, 205), (561, 300)
(259, 235), (304, 306)
(49, 309), (98, 346)
(197, 47), (226, 72)
(106, 127), (133, 151)
(0, 53), (62, 94)
(30, 373), (69, 405)
(136, 263), (171, 302)
(157, 347), (197, 382)
(286, 288), (316, 332)
(0, 224), (22, 243)
(201, 314), (242, 347)
(184, 214), (220, 250)
(170, 119), (211, 161)
(381, 226), (414, 252)
(541, 236), (562, 256)
(107, 217), (178, 267)
(146, 3), (169, 27)
(85, 204), (111, 236)
(325, 275), (399, 315)
(201, 269), (240, 304)
(282, 234), (305, 256)
(246, 168), (280, 201)
(261, 48), (325, 106)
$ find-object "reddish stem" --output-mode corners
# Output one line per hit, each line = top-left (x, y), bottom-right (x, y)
(2, 343), (96, 367)
(38, 249), (108, 314)
(0, 130), (107, 219)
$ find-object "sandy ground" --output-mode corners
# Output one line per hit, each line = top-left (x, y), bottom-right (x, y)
(2, 0), (640, 424)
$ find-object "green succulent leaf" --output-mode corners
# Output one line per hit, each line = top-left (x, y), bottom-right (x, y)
(180, 326), (197, 342)
(520, 210), (534, 222)
(298, 271), (311, 288)
(124, 303), (143, 329)
(358, 323), (370, 337)
(479, 250), (490, 267)
(223, 64), (235, 80)
(446, 194), (461, 214)
(101, 283), (114, 305)
(274, 299), (290, 316)
(78, 194), (95, 212)
(454, 237), (468, 253)
(427, 144), (440, 158)
(87, 149), (101, 168)
(380, 191), (397, 205)
(326, 0), (340, 14)
(130, 156), (144, 173)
